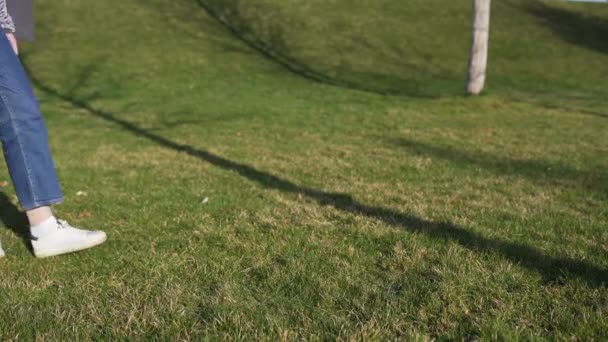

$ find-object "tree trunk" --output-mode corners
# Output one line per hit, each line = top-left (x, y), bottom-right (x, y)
(466, 0), (491, 95)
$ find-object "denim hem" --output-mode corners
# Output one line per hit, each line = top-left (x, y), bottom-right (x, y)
(23, 197), (64, 211)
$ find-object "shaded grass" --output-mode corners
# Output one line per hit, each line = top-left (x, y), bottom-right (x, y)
(394, 137), (608, 198)
(523, 0), (608, 55)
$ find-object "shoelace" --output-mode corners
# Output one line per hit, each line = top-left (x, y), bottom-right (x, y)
(57, 219), (69, 229)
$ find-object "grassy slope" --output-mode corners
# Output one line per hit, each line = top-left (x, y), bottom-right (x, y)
(0, 0), (606, 339)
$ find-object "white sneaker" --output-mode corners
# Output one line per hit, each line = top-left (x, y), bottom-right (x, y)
(32, 219), (107, 258)
(0, 241), (5, 258)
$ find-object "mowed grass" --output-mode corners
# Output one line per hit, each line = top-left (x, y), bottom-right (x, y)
(0, 0), (607, 339)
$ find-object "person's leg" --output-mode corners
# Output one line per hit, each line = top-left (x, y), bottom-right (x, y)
(0, 34), (106, 258)
(0, 37), (63, 211)
(26, 206), (53, 225)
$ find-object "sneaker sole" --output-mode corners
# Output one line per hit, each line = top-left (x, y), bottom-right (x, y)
(34, 233), (107, 258)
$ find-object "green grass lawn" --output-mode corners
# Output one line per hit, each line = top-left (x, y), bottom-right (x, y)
(0, 0), (607, 339)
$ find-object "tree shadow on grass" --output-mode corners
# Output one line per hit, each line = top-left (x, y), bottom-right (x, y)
(393, 138), (608, 197)
(520, 98), (608, 120)
(193, 0), (459, 98)
(523, 1), (608, 55)
(541, 104), (608, 120)
(23, 63), (608, 287)
(502, 91), (608, 121)
(0, 192), (33, 254)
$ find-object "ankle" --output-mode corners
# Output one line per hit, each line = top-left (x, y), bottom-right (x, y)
(26, 206), (54, 226)
(30, 216), (59, 239)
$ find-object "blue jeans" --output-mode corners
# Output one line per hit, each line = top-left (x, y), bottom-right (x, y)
(0, 34), (63, 210)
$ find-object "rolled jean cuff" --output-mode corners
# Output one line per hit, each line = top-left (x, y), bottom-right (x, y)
(22, 196), (64, 211)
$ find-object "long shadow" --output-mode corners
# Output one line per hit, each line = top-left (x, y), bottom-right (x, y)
(503, 93), (608, 120)
(540, 104), (608, 120)
(134, 0), (258, 56)
(394, 138), (608, 197)
(524, 1), (608, 55)
(194, 0), (455, 98)
(0, 192), (33, 254)
(23, 63), (608, 287)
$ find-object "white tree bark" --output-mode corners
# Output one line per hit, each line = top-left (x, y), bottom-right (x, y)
(466, 0), (491, 95)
